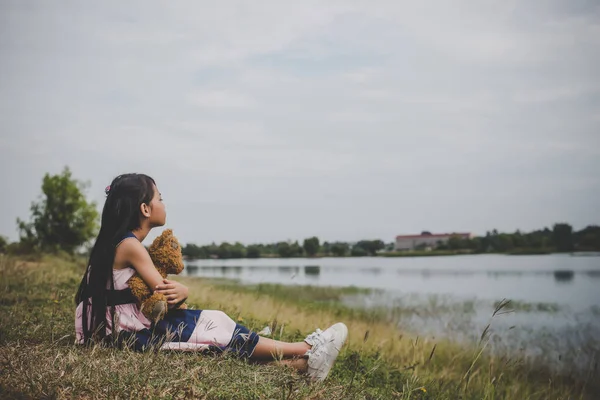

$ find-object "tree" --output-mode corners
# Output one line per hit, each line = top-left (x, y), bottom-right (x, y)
(303, 236), (320, 257)
(447, 235), (464, 250)
(351, 246), (368, 257)
(230, 242), (246, 259)
(497, 234), (514, 252)
(512, 230), (527, 248)
(574, 225), (600, 251)
(468, 237), (483, 252)
(290, 241), (304, 257)
(552, 223), (574, 252)
(182, 243), (206, 259)
(246, 245), (261, 258)
(217, 242), (232, 259)
(17, 167), (98, 254)
(276, 242), (292, 258)
(321, 241), (331, 256)
(354, 240), (385, 256)
(330, 242), (349, 257)
(0, 235), (7, 253)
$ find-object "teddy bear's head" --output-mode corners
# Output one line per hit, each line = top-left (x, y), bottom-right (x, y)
(148, 229), (184, 274)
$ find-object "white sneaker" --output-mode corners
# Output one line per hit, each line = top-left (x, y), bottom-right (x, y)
(304, 322), (348, 382)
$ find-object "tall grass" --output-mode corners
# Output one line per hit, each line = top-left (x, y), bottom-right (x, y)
(0, 254), (597, 399)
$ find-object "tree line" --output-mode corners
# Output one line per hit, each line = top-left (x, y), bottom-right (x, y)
(1, 168), (599, 258)
(432, 224), (599, 254)
(180, 239), (387, 260)
(179, 224), (600, 260)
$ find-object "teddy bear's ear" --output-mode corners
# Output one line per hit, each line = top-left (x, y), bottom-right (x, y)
(150, 233), (163, 249)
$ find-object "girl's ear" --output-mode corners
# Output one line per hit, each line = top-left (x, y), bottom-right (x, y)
(140, 203), (151, 218)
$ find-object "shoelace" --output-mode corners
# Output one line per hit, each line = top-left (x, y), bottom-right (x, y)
(305, 329), (324, 346)
(305, 328), (330, 358)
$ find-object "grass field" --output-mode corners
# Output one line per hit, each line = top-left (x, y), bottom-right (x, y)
(0, 254), (597, 399)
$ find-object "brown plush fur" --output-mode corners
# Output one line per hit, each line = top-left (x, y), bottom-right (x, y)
(127, 229), (187, 322)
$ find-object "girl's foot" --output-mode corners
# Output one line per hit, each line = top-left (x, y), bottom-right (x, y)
(303, 322), (348, 381)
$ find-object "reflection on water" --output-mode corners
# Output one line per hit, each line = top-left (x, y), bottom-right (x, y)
(553, 270), (574, 283)
(185, 255), (600, 312)
(585, 270), (600, 278)
(304, 265), (320, 276)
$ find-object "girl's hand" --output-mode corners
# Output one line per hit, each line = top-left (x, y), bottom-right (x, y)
(155, 279), (189, 307)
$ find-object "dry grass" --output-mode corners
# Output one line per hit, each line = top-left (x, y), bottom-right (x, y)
(0, 254), (597, 399)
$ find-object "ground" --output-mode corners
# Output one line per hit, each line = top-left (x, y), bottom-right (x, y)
(0, 254), (596, 399)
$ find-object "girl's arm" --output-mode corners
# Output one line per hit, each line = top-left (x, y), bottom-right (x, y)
(120, 239), (165, 290)
(120, 239), (189, 306)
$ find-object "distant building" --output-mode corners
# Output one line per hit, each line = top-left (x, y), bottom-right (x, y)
(395, 231), (471, 251)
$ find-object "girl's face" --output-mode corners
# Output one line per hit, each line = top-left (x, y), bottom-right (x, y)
(148, 184), (166, 227)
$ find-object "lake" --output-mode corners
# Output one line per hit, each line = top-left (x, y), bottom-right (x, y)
(184, 254), (600, 373)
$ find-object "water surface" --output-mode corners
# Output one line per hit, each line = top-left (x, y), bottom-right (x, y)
(185, 254), (600, 372)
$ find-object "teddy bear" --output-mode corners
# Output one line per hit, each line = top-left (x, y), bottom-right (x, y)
(127, 229), (187, 322)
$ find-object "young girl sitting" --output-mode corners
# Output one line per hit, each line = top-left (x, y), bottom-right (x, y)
(75, 173), (348, 381)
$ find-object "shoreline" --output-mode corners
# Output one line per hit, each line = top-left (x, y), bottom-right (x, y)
(184, 249), (600, 261)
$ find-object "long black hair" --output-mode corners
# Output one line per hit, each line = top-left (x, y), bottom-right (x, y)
(75, 173), (156, 344)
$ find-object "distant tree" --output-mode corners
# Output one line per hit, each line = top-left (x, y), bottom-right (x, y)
(217, 242), (232, 259)
(321, 241), (331, 256)
(303, 236), (320, 257)
(182, 243), (206, 259)
(330, 242), (348, 257)
(290, 241), (304, 257)
(574, 225), (600, 251)
(246, 245), (261, 258)
(351, 246), (368, 257)
(497, 234), (514, 252)
(468, 237), (483, 252)
(276, 242), (292, 258)
(447, 235), (464, 250)
(260, 243), (277, 256)
(0, 235), (7, 253)
(17, 167), (98, 254)
(511, 230), (528, 248)
(354, 240), (385, 256)
(205, 243), (219, 258)
(230, 242), (246, 259)
(552, 223), (574, 252)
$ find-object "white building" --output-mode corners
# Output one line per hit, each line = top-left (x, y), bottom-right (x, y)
(395, 232), (471, 251)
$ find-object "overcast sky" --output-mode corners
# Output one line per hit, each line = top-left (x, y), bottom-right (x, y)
(1, 1), (599, 245)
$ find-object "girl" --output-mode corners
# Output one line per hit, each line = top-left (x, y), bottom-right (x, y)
(75, 173), (347, 382)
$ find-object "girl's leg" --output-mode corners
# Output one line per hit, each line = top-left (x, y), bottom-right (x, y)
(249, 337), (310, 371)
(250, 336), (310, 360)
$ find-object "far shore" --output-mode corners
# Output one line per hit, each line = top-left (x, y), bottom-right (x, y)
(184, 249), (600, 261)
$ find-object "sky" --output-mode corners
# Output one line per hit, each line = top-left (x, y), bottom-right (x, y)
(0, 1), (599, 246)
